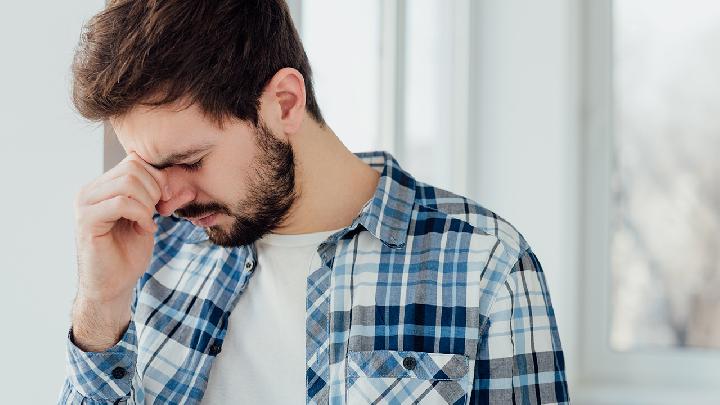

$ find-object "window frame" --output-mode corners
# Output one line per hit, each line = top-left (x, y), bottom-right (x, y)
(577, 0), (720, 401)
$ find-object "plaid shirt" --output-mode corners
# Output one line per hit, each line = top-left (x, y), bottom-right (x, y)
(58, 150), (569, 404)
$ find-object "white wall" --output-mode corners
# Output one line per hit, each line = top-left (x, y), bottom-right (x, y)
(472, 0), (580, 388)
(0, 1), (105, 402)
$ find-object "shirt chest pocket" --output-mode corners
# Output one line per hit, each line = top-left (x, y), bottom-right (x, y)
(345, 350), (472, 405)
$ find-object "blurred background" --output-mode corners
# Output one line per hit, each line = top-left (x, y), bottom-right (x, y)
(1, 0), (719, 403)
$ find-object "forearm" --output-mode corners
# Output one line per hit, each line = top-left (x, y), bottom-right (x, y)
(71, 293), (132, 352)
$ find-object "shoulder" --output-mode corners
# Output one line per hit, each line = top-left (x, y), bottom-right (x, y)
(411, 180), (530, 260)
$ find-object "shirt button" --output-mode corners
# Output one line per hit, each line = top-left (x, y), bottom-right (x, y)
(209, 343), (222, 356)
(245, 261), (255, 271)
(402, 356), (417, 371)
(111, 366), (127, 379)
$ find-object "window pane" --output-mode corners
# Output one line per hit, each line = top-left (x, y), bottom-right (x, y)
(611, 0), (720, 350)
(301, 0), (381, 152)
(403, 0), (454, 190)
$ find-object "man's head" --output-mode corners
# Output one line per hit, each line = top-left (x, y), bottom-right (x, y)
(72, 0), (325, 247)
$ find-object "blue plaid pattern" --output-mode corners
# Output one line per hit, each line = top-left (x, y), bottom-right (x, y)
(58, 150), (569, 404)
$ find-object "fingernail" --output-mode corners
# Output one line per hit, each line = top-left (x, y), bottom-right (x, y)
(163, 185), (172, 200)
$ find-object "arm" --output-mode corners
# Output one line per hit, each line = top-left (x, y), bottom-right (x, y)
(57, 286), (142, 404)
(59, 150), (170, 404)
(470, 247), (570, 404)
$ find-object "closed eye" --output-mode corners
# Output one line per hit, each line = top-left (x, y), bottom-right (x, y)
(179, 158), (203, 172)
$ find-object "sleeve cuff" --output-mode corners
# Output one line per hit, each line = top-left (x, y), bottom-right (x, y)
(65, 320), (137, 401)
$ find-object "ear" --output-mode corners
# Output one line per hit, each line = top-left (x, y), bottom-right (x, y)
(261, 67), (307, 136)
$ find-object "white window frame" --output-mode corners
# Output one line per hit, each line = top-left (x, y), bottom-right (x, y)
(576, 0), (720, 402)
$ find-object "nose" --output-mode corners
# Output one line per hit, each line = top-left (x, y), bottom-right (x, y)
(155, 176), (197, 217)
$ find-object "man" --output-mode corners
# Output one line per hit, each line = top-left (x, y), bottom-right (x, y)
(59, 0), (569, 404)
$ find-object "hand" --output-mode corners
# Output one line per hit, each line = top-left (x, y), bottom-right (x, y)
(73, 152), (171, 306)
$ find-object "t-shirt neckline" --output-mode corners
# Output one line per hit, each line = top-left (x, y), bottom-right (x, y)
(255, 227), (344, 248)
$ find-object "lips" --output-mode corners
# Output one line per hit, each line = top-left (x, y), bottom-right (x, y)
(186, 212), (217, 227)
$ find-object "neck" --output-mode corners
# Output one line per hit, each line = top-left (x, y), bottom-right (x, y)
(272, 119), (381, 235)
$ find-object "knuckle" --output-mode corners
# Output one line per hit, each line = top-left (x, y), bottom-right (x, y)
(111, 195), (128, 210)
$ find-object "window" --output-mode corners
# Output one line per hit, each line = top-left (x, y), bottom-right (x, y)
(610, 0), (720, 351)
(300, 0), (382, 153)
(581, 0), (720, 399)
(403, 0), (457, 191)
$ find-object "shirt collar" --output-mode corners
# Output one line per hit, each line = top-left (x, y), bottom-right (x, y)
(351, 150), (416, 248)
(184, 150), (416, 248)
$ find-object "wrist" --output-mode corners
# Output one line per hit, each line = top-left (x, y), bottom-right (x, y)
(70, 297), (132, 352)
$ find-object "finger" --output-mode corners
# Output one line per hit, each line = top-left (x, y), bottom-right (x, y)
(119, 154), (165, 203)
(83, 174), (156, 213)
(125, 152), (172, 201)
(101, 157), (164, 204)
(82, 195), (157, 236)
(85, 154), (164, 204)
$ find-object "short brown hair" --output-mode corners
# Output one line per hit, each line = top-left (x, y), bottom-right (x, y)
(71, 0), (325, 128)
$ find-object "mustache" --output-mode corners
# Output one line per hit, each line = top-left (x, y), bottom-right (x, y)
(175, 202), (228, 219)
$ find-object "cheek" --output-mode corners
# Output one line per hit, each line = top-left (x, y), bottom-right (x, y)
(204, 134), (256, 204)
(201, 161), (252, 206)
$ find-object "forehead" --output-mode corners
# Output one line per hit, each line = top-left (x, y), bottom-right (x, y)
(111, 102), (218, 155)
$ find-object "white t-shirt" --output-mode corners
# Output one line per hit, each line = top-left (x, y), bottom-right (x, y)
(202, 227), (342, 404)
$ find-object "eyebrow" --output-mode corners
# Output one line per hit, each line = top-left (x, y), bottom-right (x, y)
(148, 144), (214, 170)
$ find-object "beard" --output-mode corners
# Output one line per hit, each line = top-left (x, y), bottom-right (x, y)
(175, 119), (298, 247)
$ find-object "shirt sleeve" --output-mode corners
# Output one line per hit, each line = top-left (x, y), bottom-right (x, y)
(57, 288), (141, 404)
(470, 247), (570, 404)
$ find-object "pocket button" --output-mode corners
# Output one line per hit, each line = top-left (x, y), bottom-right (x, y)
(402, 356), (417, 370)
